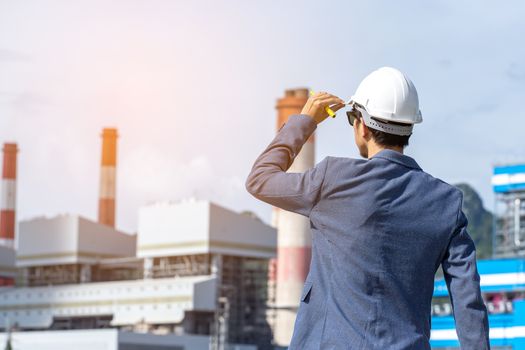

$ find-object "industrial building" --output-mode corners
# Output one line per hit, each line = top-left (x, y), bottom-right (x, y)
(0, 126), (279, 349)
(0, 199), (275, 349)
(430, 164), (525, 349)
(492, 164), (525, 257)
(16, 214), (136, 286)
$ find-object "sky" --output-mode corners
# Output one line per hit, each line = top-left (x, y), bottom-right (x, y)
(1, 0), (524, 233)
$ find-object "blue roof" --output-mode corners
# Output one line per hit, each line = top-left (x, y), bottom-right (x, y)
(494, 164), (525, 175)
(492, 164), (525, 193)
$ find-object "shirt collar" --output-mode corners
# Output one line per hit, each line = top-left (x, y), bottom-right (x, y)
(370, 149), (422, 170)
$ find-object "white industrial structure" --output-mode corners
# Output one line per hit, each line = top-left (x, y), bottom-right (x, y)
(17, 214), (136, 269)
(138, 199), (276, 261)
(0, 199), (276, 350)
(0, 274), (215, 329)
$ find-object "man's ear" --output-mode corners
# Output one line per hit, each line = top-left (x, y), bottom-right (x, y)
(360, 120), (370, 140)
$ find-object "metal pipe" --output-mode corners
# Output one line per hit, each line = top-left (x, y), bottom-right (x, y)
(514, 198), (522, 247)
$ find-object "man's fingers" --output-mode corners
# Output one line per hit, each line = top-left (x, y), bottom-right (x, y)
(313, 92), (328, 100)
(308, 92), (346, 119)
(329, 103), (346, 112)
(318, 95), (345, 106)
(317, 93), (343, 101)
(311, 92), (343, 104)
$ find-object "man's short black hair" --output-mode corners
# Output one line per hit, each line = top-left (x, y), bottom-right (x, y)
(366, 119), (411, 148)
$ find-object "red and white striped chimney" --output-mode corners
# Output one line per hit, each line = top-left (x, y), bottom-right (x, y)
(0, 143), (18, 248)
(272, 89), (314, 346)
(98, 128), (118, 228)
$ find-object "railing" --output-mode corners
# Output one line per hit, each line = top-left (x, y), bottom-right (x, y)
(432, 294), (525, 317)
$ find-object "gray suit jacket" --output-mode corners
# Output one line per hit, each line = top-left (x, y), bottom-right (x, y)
(245, 114), (490, 350)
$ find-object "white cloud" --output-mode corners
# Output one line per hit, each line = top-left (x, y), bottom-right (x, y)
(117, 148), (254, 231)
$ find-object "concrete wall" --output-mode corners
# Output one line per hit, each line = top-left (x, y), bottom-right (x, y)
(137, 199), (276, 259)
(78, 216), (136, 259)
(16, 215), (135, 267)
(209, 202), (276, 259)
(0, 245), (16, 278)
(137, 199), (210, 258)
(17, 215), (79, 266)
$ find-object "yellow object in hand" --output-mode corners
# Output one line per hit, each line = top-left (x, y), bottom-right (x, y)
(309, 90), (337, 118)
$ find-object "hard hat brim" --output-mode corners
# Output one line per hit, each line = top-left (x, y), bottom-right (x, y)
(352, 103), (414, 136)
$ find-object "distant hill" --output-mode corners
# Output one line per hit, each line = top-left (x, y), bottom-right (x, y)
(454, 183), (493, 260)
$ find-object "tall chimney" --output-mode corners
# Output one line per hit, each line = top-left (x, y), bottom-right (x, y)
(272, 88), (314, 346)
(98, 128), (118, 227)
(0, 143), (18, 248)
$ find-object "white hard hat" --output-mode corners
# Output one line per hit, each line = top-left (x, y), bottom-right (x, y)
(348, 67), (422, 136)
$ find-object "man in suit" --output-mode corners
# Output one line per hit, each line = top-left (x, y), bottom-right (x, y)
(245, 67), (490, 349)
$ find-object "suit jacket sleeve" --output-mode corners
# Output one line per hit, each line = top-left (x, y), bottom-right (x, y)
(441, 200), (491, 349)
(245, 114), (329, 218)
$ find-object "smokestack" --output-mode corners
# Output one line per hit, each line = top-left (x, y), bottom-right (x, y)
(272, 88), (314, 346)
(98, 128), (118, 228)
(0, 143), (18, 248)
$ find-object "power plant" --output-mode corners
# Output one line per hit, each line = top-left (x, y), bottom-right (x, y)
(0, 127), (277, 350)
(2, 88), (525, 349)
(0, 89), (317, 349)
(0, 94), (323, 348)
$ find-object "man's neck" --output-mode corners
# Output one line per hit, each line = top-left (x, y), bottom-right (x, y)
(367, 143), (404, 159)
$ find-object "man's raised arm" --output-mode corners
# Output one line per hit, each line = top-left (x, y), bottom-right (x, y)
(245, 92), (345, 217)
(245, 114), (328, 217)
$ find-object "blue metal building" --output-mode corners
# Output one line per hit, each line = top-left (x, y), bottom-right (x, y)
(430, 164), (525, 349)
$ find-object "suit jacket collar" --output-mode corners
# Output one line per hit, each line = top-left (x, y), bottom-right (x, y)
(370, 149), (422, 170)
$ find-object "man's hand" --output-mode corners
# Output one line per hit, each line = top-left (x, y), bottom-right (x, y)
(301, 92), (346, 124)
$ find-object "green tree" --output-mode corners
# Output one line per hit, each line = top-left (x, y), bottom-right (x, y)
(435, 183), (493, 280)
(454, 183), (493, 259)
